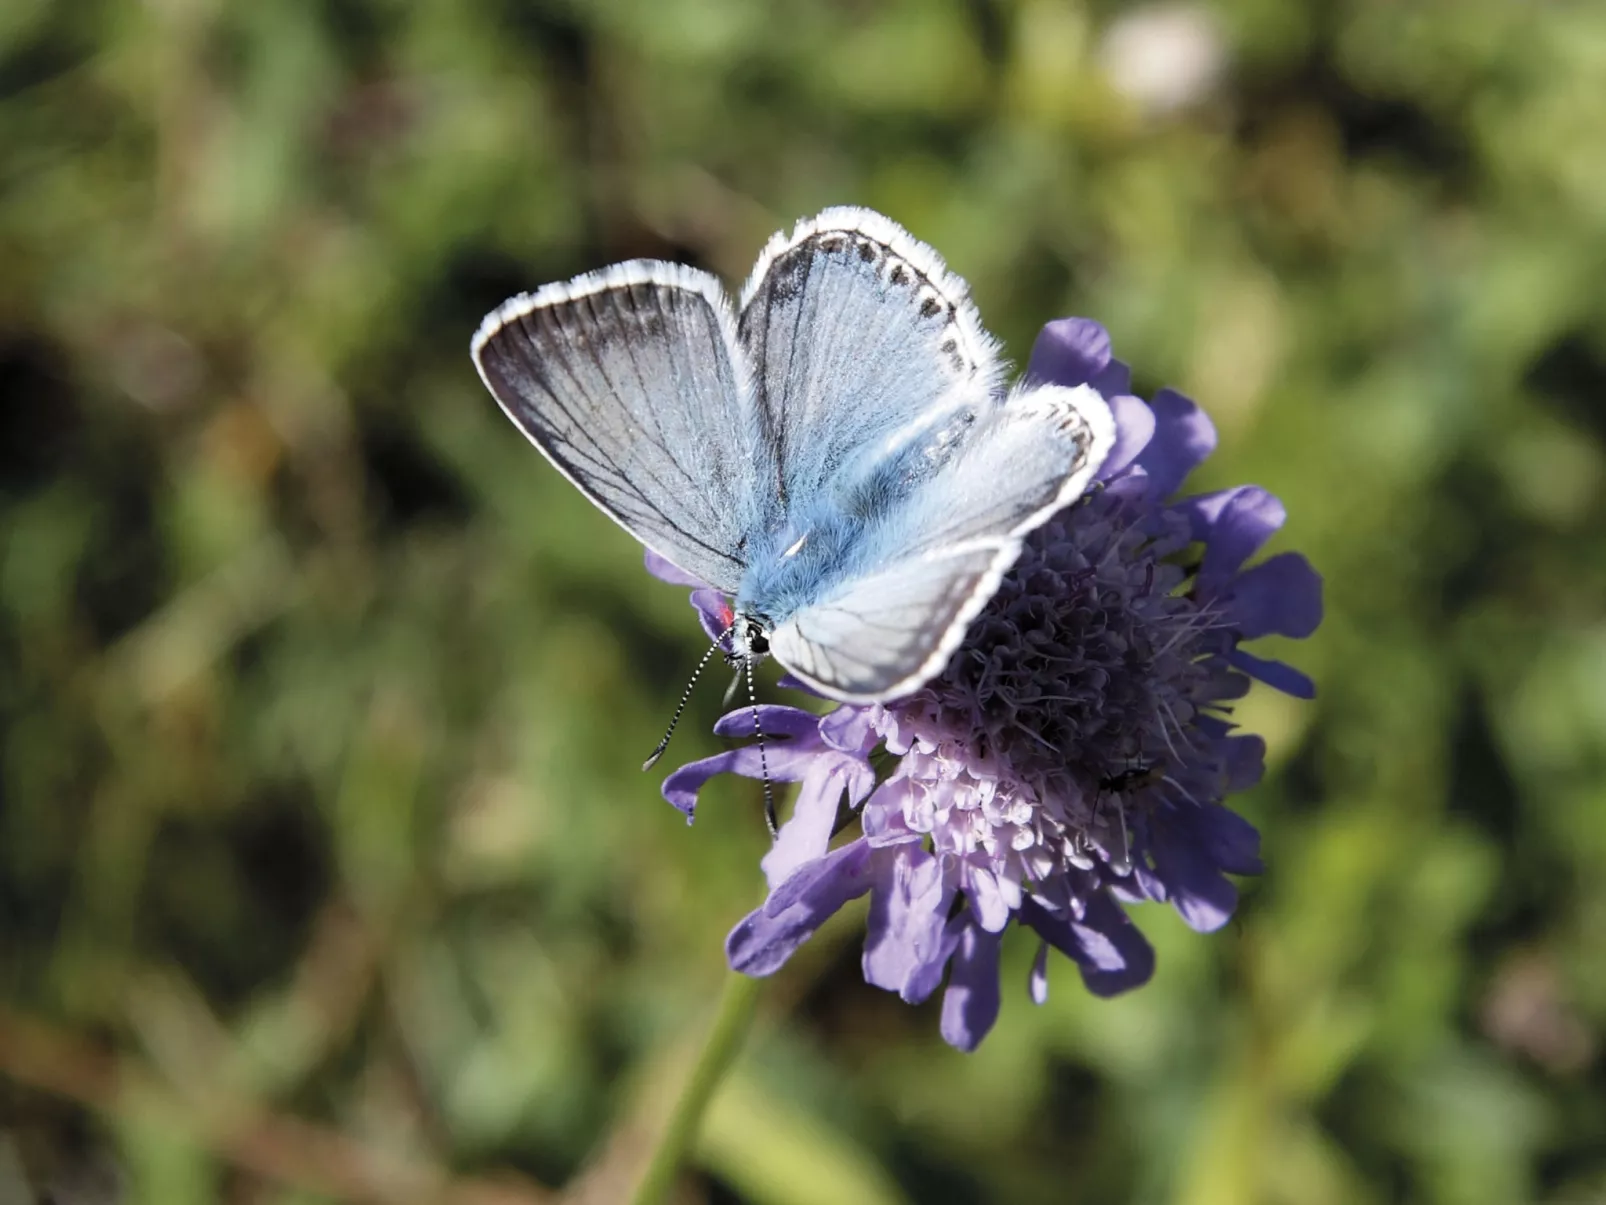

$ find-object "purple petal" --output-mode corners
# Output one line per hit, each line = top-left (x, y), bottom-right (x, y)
(1228, 553), (1324, 640)
(1222, 734), (1267, 791)
(863, 846), (956, 1002)
(1076, 893), (1157, 995)
(727, 841), (877, 976)
(776, 673), (825, 697)
(1095, 358), (1132, 398)
(1022, 894), (1155, 997)
(1186, 803), (1264, 877)
(1026, 319), (1113, 389)
(660, 725), (839, 819)
(939, 920), (1004, 1052)
(963, 863), (1012, 932)
(1114, 873), (1156, 906)
(1210, 668), (1253, 701)
(689, 588), (733, 642)
(1099, 395), (1157, 482)
(661, 751), (735, 820)
(761, 749), (878, 888)
(644, 549), (709, 587)
(819, 705), (880, 755)
(1130, 861), (1166, 904)
(859, 776), (926, 847)
(1182, 487), (1287, 589)
(711, 704), (823, 742)
(1028, 940), (1051, 1005)
(1102, 467), (1156, 505)
(1135, 388), (1216, 497)
(1147, 809), (1241, 932)
(1229, 648), (1317, 699)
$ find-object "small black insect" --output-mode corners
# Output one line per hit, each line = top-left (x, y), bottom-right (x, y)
(1097, 761), (1165, 796)
(1071, 760), (1167, 875)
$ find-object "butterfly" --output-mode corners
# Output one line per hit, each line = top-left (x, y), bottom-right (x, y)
(472, 206), (1115, 705)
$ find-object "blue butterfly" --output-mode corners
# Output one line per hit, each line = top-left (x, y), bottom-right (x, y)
(472, 207), (1114, 704)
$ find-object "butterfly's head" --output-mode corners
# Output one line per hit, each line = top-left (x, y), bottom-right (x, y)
(726, 614), (771, 667)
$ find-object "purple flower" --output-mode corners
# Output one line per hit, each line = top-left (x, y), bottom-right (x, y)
(652, 318), (1322, 1051)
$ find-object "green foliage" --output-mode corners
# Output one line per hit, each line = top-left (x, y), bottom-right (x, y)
(3, 0), (1606, 1201)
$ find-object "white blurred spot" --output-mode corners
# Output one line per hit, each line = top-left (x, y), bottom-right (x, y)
(1099, 4), (1226, 115)
(107, 323), (203, 412)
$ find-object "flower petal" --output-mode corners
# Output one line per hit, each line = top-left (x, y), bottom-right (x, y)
(1185, 802), (1264, 877)
(762, 751), (878, 888)
(1099, 394), (1157, 481)
(1022, 894), (1155, 996)
(1077, 893), (1158, 995)
(645, 549), (709, 587)
(660, 728), (839, 819)
(1136, 388), (1216, 496)
(1182, 486), (1286, 588)
(690, 588), (734, 642)
(964, 863), (1013, 933)
(727, 841), (877, 976)
(859, 776), (927, 846)
(820, 705), (880, 755)
(939, 920), (1004, 1052)
(863, 846), (955, 1002)
(1028, 940), (1051, 1005)
(1228, 553), (1324, 639)
(660, 751), (737, 820)
(1222, 733), (1267, 791)
(776, 673), (825, 697)
(711, 704), (824, 742)
(1229, 648), (1317, 698)
(1026, 319), (1113, 389)
(1147, 808), (1241, 932)
(1095, 358), (1132, 398)
(716, 703), (822, 742)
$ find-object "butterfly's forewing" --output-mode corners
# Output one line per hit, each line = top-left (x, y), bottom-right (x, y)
(737, 208), (1003, 508)
(768, 385), (1115, 701)
(473, 262), (761, 594)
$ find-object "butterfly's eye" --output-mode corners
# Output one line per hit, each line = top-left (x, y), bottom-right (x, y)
(745, 621), (770, 657)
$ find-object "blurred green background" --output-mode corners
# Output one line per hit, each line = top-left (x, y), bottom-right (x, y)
(4, 0), (1606, 1202)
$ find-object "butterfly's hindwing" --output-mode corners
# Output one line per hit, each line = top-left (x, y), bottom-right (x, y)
(892, 383), (1116, 555)
(767, 542), (1014, 701)
(472, 262), (761, 593)
(762, 383), (1116, 700)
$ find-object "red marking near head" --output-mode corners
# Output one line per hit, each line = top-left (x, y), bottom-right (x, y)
(719, 600), (735, 628)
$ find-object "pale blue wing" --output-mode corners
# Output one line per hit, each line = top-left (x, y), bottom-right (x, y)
(737, 207), (1004, 508)
(767, 542), (1012, 702)
(472, 262), (764, 593)
(889, 383), (1116, 555)
(768, 384), (1116, 702)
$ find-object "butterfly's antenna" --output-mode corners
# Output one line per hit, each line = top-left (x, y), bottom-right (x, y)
(744, 653), (778, 838)
(642, 631), (728, 771)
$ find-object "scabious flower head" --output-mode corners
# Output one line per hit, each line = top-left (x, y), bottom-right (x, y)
(651, 318), (1322, 1051)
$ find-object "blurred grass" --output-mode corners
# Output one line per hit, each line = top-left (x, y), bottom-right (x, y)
(3, 0), (1606, 1202)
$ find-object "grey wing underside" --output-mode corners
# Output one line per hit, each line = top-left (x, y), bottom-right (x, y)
(769, 384), (1116, 701)
(472, 261), (760, 594)
(767, 543), (1012, 701)
(891, 383), (1116, 557)
(737, 207), (1005, 505)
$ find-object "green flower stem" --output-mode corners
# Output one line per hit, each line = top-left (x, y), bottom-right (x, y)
(631, 969), (764, 1205)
